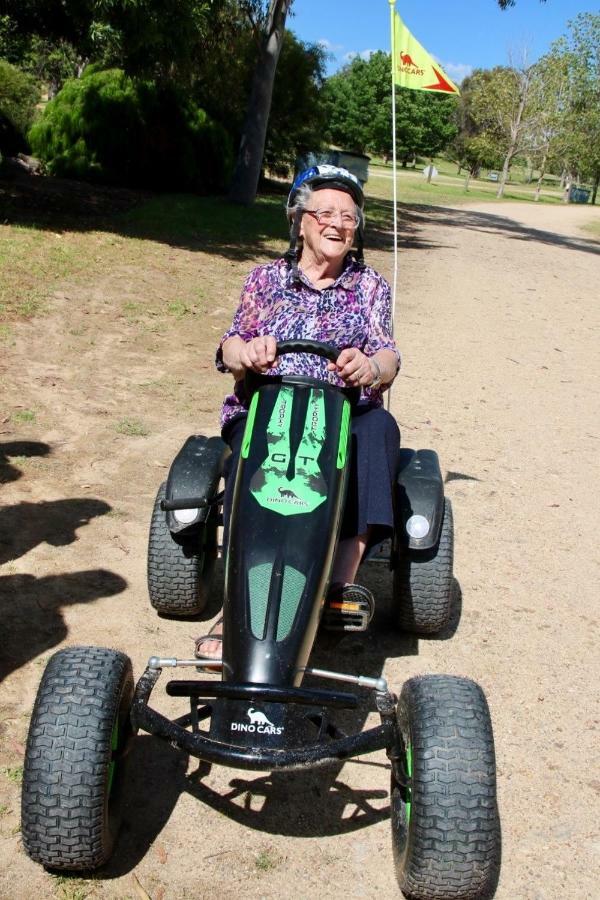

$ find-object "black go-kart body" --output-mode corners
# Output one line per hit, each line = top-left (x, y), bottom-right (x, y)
(21, 341), (500, 898)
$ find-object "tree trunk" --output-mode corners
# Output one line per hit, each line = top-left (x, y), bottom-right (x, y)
(228, 0), (292, 206)
(496, 84), (527, 199)
(496, 153), (513, 199)
(534, 145), (549, 202)
(463, 171), (471, 191)
(592, 171), (599, 205)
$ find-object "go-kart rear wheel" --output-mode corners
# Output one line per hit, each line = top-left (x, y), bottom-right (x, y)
(21, 646), (134, 871)
(393, 498), (454, 634)
(147, 481), (216, 616)
(391, 675), (500, 899)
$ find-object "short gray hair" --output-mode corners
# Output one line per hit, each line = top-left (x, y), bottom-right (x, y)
(286, 183), (364, 228)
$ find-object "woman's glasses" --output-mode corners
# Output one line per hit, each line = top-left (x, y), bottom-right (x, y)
(304, 208), (359, 229)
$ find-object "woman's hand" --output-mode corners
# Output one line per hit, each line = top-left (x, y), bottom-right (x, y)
(328, 347), (378, 387)
(222, 334), (277, 378)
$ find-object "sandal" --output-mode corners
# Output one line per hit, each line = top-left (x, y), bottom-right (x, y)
(194, 618), (223, 673)
(322, 583), (374, 632)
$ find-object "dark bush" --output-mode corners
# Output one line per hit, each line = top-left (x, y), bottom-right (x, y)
(0, 58), (40, 154)
(29, 68), (233, 192)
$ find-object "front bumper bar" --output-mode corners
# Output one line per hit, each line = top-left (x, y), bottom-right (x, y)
(131, 666), (399, 771)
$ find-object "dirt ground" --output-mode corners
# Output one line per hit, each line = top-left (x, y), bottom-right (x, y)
(1, 194), (599, 900)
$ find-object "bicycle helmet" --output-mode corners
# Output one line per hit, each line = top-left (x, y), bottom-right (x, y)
(285, 165), (366, 274)
(287, 164), (364, 210)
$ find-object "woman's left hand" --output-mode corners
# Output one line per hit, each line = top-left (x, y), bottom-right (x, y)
(328, 347), (377, 387)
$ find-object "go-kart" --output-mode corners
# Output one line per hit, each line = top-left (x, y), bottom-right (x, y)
(21, 341), (500, 899)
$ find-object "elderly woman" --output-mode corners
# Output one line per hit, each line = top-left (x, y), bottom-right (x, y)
(195, 165), (400, 661)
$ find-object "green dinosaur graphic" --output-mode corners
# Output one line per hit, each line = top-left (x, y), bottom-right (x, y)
(250, 386), (327, 516)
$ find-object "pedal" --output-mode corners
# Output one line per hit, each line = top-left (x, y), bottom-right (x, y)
(322, 585), (374, 632)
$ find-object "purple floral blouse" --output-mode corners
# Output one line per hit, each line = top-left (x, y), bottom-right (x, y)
(216, 256), (400, 428)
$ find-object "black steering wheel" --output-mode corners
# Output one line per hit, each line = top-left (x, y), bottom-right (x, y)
(244, 339), (361, 404)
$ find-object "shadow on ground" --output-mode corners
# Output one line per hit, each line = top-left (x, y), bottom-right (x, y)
(0, 568), (128, 681)
(0, 440), (52, 485)
(0, 475), (128, 680)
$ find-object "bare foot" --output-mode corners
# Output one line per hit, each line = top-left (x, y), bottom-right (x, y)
(194, 617), (223, 662)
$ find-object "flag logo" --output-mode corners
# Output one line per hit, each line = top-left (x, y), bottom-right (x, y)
(392, 13), (460, 95)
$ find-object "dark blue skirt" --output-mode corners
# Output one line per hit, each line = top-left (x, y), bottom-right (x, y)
(221, 402), (399, 545)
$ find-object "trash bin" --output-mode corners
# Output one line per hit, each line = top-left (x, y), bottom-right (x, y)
(568, 186), (590, 204)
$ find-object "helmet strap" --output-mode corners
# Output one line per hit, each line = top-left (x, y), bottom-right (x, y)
(284, 208), (304, 279)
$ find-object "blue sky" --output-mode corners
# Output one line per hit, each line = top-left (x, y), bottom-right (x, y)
(288, 1), (593, 83)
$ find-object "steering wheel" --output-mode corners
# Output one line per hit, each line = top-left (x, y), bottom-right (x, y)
(244, 339), (361, 404)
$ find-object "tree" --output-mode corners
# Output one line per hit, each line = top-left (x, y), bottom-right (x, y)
(228, 0), (292, 205)
(526, 51), (570, 201)
(322, 52), (392, 156)
(322, 51), (457, 162)
(194, 14), (326, 179)
(467, 62), (545, 198)
(0, 1), (222, 84)
(0, 57), (39, 154)
(450, 70), (504, 186)
(554, 14), (600, 203)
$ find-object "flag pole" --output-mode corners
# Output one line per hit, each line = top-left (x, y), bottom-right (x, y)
(388, 0), (398, 410)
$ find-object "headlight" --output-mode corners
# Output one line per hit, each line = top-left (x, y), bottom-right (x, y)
(174, 508), (199, 525)
(406, 514), (430, 539)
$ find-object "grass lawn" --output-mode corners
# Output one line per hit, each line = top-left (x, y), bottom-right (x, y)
(0, 162), (590, 341)
(367, 162), (565, 205)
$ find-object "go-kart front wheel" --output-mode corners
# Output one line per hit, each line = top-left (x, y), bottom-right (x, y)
(21, 647), (134, 871)
(391, 674), (500, 899)
(147, 481), (216, 616)
(393, 497), (454, 634)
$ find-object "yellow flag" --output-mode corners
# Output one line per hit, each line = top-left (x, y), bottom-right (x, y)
(392, 11), (460, 95)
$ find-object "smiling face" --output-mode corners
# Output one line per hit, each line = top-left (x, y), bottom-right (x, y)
(299, 187), (358, 272)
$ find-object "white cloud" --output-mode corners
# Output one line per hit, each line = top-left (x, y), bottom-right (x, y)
(318, 38), (344, 52)
(440, 61), (473, 84)
(343, 49), (377, 63)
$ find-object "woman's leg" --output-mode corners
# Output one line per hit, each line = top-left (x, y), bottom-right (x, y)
(331, 532), (370, 585)
(333, 404), (400, 584)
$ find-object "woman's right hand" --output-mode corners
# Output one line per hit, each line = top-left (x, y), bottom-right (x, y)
(223, 334), (277, 377)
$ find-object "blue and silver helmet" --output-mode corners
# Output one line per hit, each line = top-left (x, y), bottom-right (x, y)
(287, 165), (364, 209)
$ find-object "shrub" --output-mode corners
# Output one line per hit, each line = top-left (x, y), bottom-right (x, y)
(0, 59), (40, 154)
(29, 68), (233, 192)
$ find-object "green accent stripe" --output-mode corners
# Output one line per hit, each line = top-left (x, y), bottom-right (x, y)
(241, 392), (259, 459)
(337, 400), (351, 469)
(406, 741), (412, 825)
(276, 566), (306, 641)
(248, 562), (272, 638)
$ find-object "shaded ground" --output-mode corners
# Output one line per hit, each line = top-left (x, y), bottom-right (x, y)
(0, 181), (599, 899)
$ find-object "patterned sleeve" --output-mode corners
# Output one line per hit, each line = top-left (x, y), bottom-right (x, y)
(363, 271), (401, 368)
(215, 266), (265, 372)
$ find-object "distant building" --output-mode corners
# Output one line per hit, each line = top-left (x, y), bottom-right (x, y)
(296, 149), (371, 185)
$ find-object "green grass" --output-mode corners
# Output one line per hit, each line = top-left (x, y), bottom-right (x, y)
(0, 165), (582, 342)
(2, 765), (23, 784)
(255, 849), (278, 871)
(12, 409), (36, 424)
(52, 875), (92, 900)
(120, 192), (286, 250)
(0, 225), (103, 323)
(367, 163), (564, 206)
(115, 418), (150, 437)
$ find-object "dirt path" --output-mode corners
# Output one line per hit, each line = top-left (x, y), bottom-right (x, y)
(1, 199), (599, 900)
